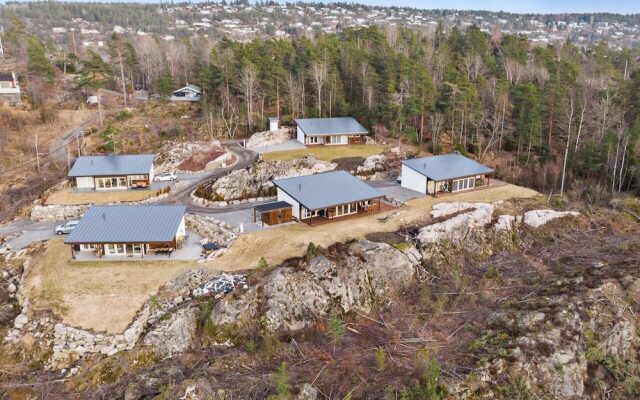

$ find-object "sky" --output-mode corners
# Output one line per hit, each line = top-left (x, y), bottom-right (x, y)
(355, 0), (640, 14)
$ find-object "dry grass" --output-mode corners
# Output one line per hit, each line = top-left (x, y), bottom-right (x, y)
(45, 188), (159, 205)
(22, 184), (538, 334)
(207, 183), (541, 271)
(23, 239), (196, 333)
(261, 144), (388, 162)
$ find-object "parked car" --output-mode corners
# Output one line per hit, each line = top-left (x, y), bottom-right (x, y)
(55, 220), (79, 235)
(154, 172), (177, 182)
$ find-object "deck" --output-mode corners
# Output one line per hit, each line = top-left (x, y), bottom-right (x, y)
(302, 201), (395, 226)
(432, 179), (507, 198)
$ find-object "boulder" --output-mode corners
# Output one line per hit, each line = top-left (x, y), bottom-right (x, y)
(417, 203), (494, 245)
(523, 209), (580, 228)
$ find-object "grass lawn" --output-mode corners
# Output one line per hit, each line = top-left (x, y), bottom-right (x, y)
(261, 144), (388, 162)
(45, 188), (159, 205)
(24, 239), (196, 333)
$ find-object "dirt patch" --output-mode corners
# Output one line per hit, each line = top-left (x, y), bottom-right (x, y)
(332, 156), (365, 172)
(364, 231), (405, 245)
(177, 148), (226, 171)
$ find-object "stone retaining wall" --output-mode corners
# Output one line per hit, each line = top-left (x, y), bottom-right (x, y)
(30, 193), (170, 221)
(189, 191), (276, 208)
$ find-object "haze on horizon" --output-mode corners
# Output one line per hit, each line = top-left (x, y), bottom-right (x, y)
(1, 0), (639, 14)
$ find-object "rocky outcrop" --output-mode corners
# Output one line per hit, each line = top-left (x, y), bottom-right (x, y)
(468, 279), (640, 399)
(155, 140), (224, 172)
(211, 240), (417, 333)
(201, 156), (336, 201)
(246, 128), (293, 148)
(523, 209), (581, 228)
(416, 202), (494, 246)
(357, 154), (387, 173)
(143, 305), (199, 356)
(185, 214), (238, 247)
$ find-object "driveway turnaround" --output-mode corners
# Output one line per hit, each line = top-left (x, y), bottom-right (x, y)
(0, 220), (59, 252)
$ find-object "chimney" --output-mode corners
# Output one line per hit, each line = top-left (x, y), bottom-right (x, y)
(102, 213), (106, 221)
(298, 183), (302, 191)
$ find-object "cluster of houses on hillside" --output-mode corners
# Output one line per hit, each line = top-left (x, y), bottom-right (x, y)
(62, 116), (494, 260)
(35, 3), (640, 50)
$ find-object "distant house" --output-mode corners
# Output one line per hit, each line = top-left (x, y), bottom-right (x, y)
(295, 117), (368, 145)
(271, 170), (385, 224)
(65, 205), (186, 259)
(0, 73), (21, 106)
(400, 153), (495, 196)
(68, 154), (155, 190)
(171, 85), (202, 102)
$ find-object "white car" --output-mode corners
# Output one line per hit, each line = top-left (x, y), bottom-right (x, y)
(154, 172), (177, 182)
(55, 220), (79, 235)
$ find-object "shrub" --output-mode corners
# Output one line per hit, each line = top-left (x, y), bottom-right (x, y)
(267, 362), (292, 400)
(258, 256), (268, 269)
(328, 315), (346, 343)
(304, 242), (323, 263)
(374, 347), (386, 372)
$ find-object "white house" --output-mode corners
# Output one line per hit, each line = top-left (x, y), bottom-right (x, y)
(295, 117), (368, 146)
(66, 205), (186, 259)
(273, 170), (384, 222)
(68, 154), (155, 190)
(400, 153), (495, 196)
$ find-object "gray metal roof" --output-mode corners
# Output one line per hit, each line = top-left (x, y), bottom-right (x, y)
(174, 85), (201, 94)
(65, 205), (186, 244)
(68, 154), (154, 177)
(254, 201), (292, 213)
(401, 153), (494, 181)
(295, 117), (368, 136)
(274, 171), (383, 211)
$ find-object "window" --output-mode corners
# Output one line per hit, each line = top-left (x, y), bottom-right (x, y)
(303, 208), (319, 219)
(80, 244), (96, 251)
(452, 178), (476, 192)
(329, 135), (347, 144)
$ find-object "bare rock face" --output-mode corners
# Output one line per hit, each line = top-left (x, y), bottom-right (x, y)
(357, 154), (387, 173)
(416, 202), (494, 246)
(246, 128), (293, 148)
(143, 305), (199, 356)
(211, 240), (416, 334)
(523, 209), (581, 228)
(471, 279), (640, 399)
(206, 156), (336, 201)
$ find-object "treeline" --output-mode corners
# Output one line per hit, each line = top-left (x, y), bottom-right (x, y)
(2, 16), (639, 196)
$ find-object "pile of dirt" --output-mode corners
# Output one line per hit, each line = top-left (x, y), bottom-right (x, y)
(177, 148), (227, 171)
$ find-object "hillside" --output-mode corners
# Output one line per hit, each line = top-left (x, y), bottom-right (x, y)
(1, 197), (639, 399)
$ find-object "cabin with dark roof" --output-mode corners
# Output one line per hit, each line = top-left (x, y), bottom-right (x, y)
(171, 84), (202, 102)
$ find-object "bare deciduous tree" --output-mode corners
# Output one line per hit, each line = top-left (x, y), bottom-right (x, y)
(310, 59), (328, 117)
(237, 63), (258, 130)
(134, 36), (163, 90)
